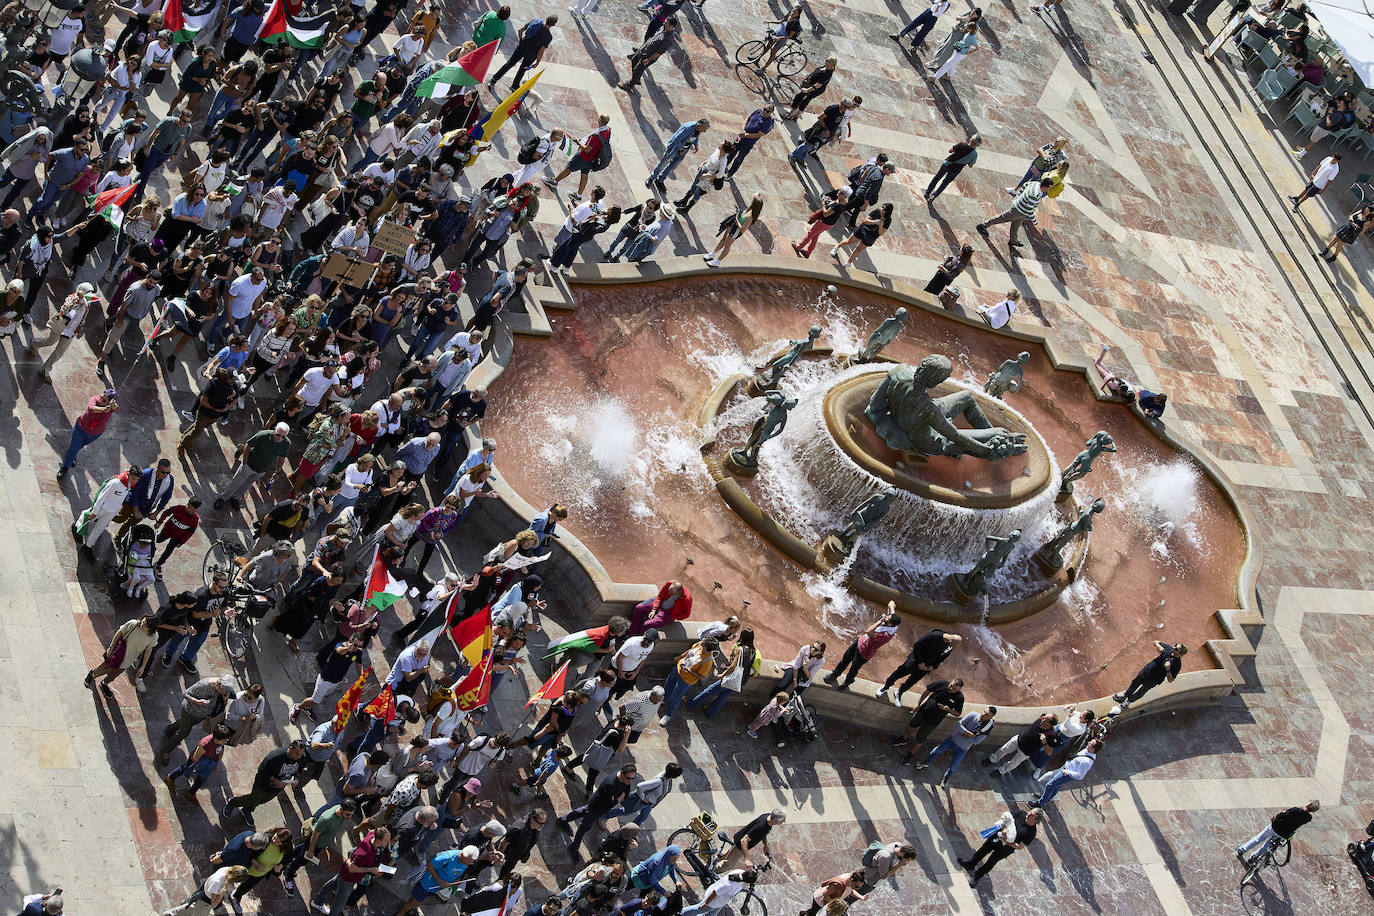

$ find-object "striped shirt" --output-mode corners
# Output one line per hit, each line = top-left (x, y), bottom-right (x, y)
(1011, 181), (1046, 221)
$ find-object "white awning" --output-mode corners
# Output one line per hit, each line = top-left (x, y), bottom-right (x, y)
(1310, 0), (1374, 85)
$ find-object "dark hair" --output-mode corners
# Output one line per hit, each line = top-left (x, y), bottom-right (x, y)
(664, 762), (684, 778)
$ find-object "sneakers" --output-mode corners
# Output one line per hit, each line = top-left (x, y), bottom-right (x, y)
(875, 687), (888, 699)
(180, 409), (195, 422)
(100, 682), (115, 699)
(136, 677), (147, 694)
(1292, 147), (1307, 158)
(160, 654), (174, 669)
(913, 762), (929, 771)
(1111, 692), (1125, 703)
(975, 223), (989, 236)
(283, 879), (297, 895)
(746, 729), (758, 738)
(311, 903), (330, 914)
(1004, 186), (1016, 195)
(221, 802), (236, 819)
(83, 671), (94, 687)
(889, 735), (905, 747)
(289, 705), (301, 724)
(1286, 195), (1300, 209)
(154, 564), (164, 580)
(938, 775), (950, 788)
(56, 465), (68, 480)
(823, 674), (838, 686)
(890, 692), (904, 708)
(659, 715), (670, 726)
(179, 657), (199, 676)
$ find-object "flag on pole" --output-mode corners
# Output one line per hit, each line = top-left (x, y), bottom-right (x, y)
(475, 70), (543, 143)
(362, 547), (408, 613)
(257, 0), (330, 47)
(431, 604), (494, 711)
(451, 651), (494, 711)
(362, 684), (398, 723)
(541, 625), (613, 661)
(415, 39), (500, 99)
(334, 665), (373, 731)
(162, 0), (220, 43)
(87, 184), (138, 230)
(525, 659), (570, 708)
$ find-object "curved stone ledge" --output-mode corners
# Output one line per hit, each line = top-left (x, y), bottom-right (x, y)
(461, 255), (1262, 730)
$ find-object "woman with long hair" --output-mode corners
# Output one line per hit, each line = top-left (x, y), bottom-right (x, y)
(705, 193), (765, 267)
(924, 242), (973, 294)
(833, 202), (893, 269)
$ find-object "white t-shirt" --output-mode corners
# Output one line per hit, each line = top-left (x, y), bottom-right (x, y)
(612, 636), (655, 675)
(298, 367), (337, 406)
(143, 40), (174, 72)
(51, 16), (84, 56)
(456, 735), (508, 776)
(981, 298), (1016, 329)
(226, 274), (266, 319)
(455, 474), (484, 508)
(1312, 156), (1340, 189)
(702, 874), (746, 906)
(339, 463), (372, 500)
(203, 865), (236, 897)
(258, 188), (298, 230)
(443, 331), (484, 365)
(391, 33), (425, 64)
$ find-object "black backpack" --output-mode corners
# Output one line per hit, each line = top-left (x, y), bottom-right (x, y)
(516, 137), (542, 164)
(591, 140), (613, 172)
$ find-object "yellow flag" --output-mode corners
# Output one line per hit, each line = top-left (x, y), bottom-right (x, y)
(480, 70), (544, 143)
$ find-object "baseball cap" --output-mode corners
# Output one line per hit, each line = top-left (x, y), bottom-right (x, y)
(643, 628), (660, 642)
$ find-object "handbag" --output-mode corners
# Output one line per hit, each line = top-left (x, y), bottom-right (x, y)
(104, 636), (128, 669)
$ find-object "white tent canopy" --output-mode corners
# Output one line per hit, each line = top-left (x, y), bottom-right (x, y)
(1310, 0), (1374, 85)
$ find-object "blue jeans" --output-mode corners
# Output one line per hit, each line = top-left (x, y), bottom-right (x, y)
(28, 179), (65, 219)
(604, 222), (638, 260)
(169, 756), (218, 792)
(920, 735), (970, 782)
(62, 423), (101, 469)
(660, 669), (691, 719)
(648, 144), (689, 183)
(311, 874), (358, 912)
(178, 628), (211, 663)
(134, 146), (173, 199)
(206, 311), (249, 349)
(1036, 769), (1076, 806)
(204, 89), (240, 133)
(407, 325), (446, 360)
(899, 9), (939, 44)
(605, 801), (655, 826)
(724, 137), (757, 177)
(687, 681), (737, 719)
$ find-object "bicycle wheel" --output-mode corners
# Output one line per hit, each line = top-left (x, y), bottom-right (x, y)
(202, 540), (239, 587)
(735, 40), (767, 68)
(1240, 855), (1265, 888)
(776, 46), (807, 76)
(1273, 840), (1291, 866)
(220, 615), (250, 661)
(668, 829), (714, 885)
(734, 63), (770, 96)
(733, 891), (768, 916)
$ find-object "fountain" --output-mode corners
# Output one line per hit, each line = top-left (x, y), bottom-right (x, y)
(483, 274), (1250, 705)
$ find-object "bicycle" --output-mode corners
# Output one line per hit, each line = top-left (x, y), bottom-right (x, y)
(1240, 836), (1290, 888)
(667, 813), (772, 914)
(735, 30), (807, 77)
(202, 536), (273, 661)
(730, 858), (772, 916)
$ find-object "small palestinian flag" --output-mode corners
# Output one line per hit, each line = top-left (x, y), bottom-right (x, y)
(362, 547), (407, 613)
(88, 183), (138, 230)
(541, 624), (613, 661)
(416, 39), (499, 99)
(162, 0), (220, 43)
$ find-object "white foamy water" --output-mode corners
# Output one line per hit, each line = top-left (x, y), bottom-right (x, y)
(1109, 458), (1205, 562)
(966, 623), (1028, 684)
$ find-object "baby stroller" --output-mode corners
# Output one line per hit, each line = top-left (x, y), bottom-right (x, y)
(117, 523), (157, 599)
(774, 692), (819, 745)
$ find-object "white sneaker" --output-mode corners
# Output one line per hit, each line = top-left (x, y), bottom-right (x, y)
(1292, 147), (1307, 158)
(891, 692), (903, 708)
(136, 677), (147, 694)
(875, 687), (888, 699)
(659, 715), (670, 726)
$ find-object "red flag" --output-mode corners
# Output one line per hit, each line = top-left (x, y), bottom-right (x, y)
(452, 652), (494, 711)
(162, 0), (185, 34)
(257, 0), (287, 40)
(362, 684), (397, 723)
(525, 660), (570, 709)
(333, 665), (373, 732)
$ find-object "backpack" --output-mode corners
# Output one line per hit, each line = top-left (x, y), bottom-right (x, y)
(591, 138), (613, 172)
(861, 840), (887, 867)
(516, 136), (543, 164)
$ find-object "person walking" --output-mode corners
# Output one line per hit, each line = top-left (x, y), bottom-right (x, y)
(156, 674), (235, 766)
(545, 114), (612, 203)
(30, 282), (100, 382)
(792, 187), (849, 258)
(214, 423), (292, 510)
(161, 865), (249, 915)
(782, 56), (837, 120)
(826, 604), (899, 689)
(1111, 640), (1187, 707)
(1009, 137), (1068, 195)
(892, 677), (964, 764)
(833, 202), (894, 270)
(1319, 205), (1373, 262)
(983, 712), (1057, 777)
(164, 724), (233, 802)
(1234, 801), (1319, 865)
(556, 763), (637, 852)
(659, 636), (719, 722)
(976, 176), (1054, 253)
(855, 841), (917, 894)
(930, 21), (979, 80)
(892, 0), (951, 49)
(57, 387), (118, 480)
(310, 826), (392, 914)
(1289, 154), (1340, 212)
(1031, 739), (1100, 807)
(83, 614), (159, 698)
(725, 106), (776, 179)
(619, 16), (680, 92)
(913, 706), (996, 787)
(488, 14), (558, 93)
(801, 872), (866, 916)
(646, 118), (709, 190)
(925, 135), (980, 202)
(957, 807), (1040, 885)
(705, 193), (765, 266)
(675, 141), (734, 214)
(222, 740), (309, 828)
(876, 627), (962, 706)
(841, 160), (894, 227)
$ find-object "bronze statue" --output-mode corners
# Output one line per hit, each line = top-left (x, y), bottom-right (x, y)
(984, 352), (1030, 399)
(748, 326), (822, 395)
(865, 356), (1028, 461)
(727, 390), (798, 475)
(832, 486), (899, 550)
(1034, 498), (1105, 573)
(949, 529), (1022, 603)
(851, 309), (908, 365)
(1058, 430), (1115, 499)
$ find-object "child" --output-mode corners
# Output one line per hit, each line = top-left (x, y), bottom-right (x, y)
(514, 743), (571, 798)
(165, 724), (233, 802)
(121, 528), (157, 597)
(747, 691), (790, 739)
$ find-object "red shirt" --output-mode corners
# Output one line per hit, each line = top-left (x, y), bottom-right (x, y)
(196, 734), (225, 763)
(340, 836), (378, 883)
(579, 127), (610, 162)
(349, 413), (380, 450)
(76, 396), (117, 436)
(158, 505), (201, 545)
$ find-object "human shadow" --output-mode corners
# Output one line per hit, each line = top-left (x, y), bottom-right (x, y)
(572, 16), (621, 86)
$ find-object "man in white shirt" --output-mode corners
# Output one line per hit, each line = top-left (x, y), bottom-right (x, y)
(222, 267), (267, 343)
(892, 0), (950, 48)
(443, 329), (485, 365)
(401, 120), (444, 166)
(683, 868), (756, 915)
(294, 362), (344, 413)
(331, 218), (372, 257)
(1289, 153), (1340, 212)
(49, 6), (87, 74)
(611, 630), (659, 698)
(363, 159), (397, 186)
(1031, 739), (1100, 808)
(510, 128), (566, 187)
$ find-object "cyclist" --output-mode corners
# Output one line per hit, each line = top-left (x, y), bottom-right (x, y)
(759, 7), (803, 69)
(682, 867), (758, 916)
(1236, 800), (1318, 866)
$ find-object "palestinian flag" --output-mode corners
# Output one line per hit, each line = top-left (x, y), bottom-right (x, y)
(257, 0), (331, 48)
(416, 39), (499, 99)
(362, 684), (398, 723)
(88, 184), (137, 230)
(541, 624), (613, 661)
(525, 659), (569, 709)
(333, 665), (373, 732)
(362, 547), (407, 613)
(162, 0), (220, 43)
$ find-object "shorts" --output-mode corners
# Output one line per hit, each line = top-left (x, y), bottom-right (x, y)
(1303, 182), (1325, 197)
(311, 674), (344, 706)
(1310, 125), (1333, 142)
(410, 883), (444, 903)
(566, 155), (594, 173)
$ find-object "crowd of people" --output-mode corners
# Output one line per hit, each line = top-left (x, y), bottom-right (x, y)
(14, 0), (1342, 912)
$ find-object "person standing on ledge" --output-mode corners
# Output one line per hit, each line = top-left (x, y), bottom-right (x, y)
(825, 602), (900, 690)
(1111, 640), (1187, 708)
(1235, 800), (1318, 866)
(875, 627), (962, 707)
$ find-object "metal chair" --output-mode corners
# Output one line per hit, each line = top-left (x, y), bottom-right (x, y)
(1238, 27), (1269, 61)
(1351, 175), (1374, 205)
(1256, 43), (1281, 71)
(1290, 102), (1323, 136)
(1256, 68), (1300, 103)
